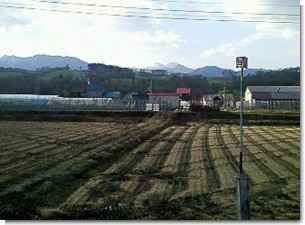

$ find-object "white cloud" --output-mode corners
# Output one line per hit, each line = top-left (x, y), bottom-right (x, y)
(256, 23), (299, 40)
(132, 29), (182, 49)
(200, 42), (239, 58)
(0, 9), (31, 29)
(0, 0), (300, 69)
(199, 0), (299, 60)
(220, 0), (299, 39)
(200, 32), (265, 58)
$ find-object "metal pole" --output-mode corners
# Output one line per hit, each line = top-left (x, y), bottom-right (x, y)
(240, 67), (243, 173)
(236, 57), (250, 220)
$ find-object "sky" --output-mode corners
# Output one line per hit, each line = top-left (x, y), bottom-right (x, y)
(0, 0), (301, 70)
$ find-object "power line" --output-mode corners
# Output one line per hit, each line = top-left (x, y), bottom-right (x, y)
(150, 0), (300, 7)
(25, 0), (300, 17)
(0, 3), (299, 24)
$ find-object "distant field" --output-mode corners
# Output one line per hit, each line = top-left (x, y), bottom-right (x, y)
(0, 115), (300, 220)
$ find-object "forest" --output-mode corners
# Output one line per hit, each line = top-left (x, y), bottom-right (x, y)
(0, 66), (300, 98)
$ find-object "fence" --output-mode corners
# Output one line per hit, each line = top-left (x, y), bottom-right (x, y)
(252, 99), (300, 110)
(0, 95), (149, 111)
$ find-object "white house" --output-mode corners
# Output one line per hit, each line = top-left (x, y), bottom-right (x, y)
(245, 86), (300, 109)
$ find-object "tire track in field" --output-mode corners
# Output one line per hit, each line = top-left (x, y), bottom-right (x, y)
(258, 126), (300, 152)
(221, 125), (269, 184)
(215, 125), (239, 172)
(104, 126), (177, 175)
(227, 126), (289, 181)
(169, 124), (198, 196)
(144, 126), (187, 174)
(186, 125), (210, 196)
(0, 120), (166, 196)
(244, 127), (299, 175)
(210, 125), (238, 189)
(203, 124), (221, 191)
(60, 122), (174, 209)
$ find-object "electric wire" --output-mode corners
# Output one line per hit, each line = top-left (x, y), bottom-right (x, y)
(150, 0), (300, 7)
(25, 0), (300, 17)
(0, 1), (299, 24)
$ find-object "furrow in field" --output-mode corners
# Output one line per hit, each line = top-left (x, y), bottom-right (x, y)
(227, 126), (288, 182)
(202, 124), (221, 191)
(257, 126), (300, 153)
(210, 125), (237, 189)
(132, 126), (186, 175)
(220, 125), (269, 184)
(104, 126), (176, 175)
(243, 127), (299, 175)
(185, 125), (208, 196)
(0, 120), (161, 196)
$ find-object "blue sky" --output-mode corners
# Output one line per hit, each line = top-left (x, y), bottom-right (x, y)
(0, 0), (301, 70)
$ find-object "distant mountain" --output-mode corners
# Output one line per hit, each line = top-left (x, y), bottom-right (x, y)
(190, 66), (270, 77)
(168, 64), (194, 74)
(166, 62), (179, 68)
(191, 66), (230, 77)
(0, 54), (88, 70)
(146, 62), (168, 70)
(236, 68), (270, 76)
(146, 62), (194, 74)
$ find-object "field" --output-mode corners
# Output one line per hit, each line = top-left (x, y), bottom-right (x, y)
(0, 112), (300, 220)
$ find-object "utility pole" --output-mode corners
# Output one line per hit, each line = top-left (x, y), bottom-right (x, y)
(236, 56), (250, 220)
(223, 86), (226, 107)
(149, 80), (153, 93)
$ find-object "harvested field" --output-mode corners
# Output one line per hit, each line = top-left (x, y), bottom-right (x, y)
(0, 113), (300, 220)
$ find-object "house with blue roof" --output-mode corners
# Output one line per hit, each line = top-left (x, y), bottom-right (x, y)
(86, 84), (105, 98)
(102, 91), (122, 100)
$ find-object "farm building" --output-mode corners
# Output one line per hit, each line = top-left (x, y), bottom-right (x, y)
(102, 91), (122, 100)
(176, 88), (191, 100)
(245, 86), (300, 109)
(202, 94), (214, 106)
(202, 93), (235, 107)
(222, 94), (235, 107)
(148, 93), (180, 110)
(71, 87), (86, 97)
(86, 84), (105, 98)
(123, 92), (149, 109)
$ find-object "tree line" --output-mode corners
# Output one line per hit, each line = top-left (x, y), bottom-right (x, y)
(0, 67), (300, 98)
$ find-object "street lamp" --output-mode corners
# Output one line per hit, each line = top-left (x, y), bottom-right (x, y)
(236, 56), (250, 220)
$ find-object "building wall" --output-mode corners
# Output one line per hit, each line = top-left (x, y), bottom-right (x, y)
(245, 87), (252, 106)
(149, 95), (180, 108)
(86, 91), (104, 98)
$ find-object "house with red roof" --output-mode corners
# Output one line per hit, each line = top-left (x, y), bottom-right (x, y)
(147, 88), (192, 111)
(176, 87), (191, 101)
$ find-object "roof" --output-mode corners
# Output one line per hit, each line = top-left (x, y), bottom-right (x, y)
(148, 93), (179, 97)
(102, 91), (121, 98)
(86, 84), (104, 92)
(247, 86), (300, 93)
(252, 92), (272, 100)
(271, 92), (300, 100)
(122, 92), (138, 100)
(133, 94), (149, 101)
(123, 93), (149, 101)
(222, 94), (234, 101)
(71, 87), (86, 93)
(202, 94), (216, 101)
(176, 88), (191, 95)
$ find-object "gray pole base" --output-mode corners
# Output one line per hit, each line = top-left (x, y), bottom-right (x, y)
(236, 172), (251, 220)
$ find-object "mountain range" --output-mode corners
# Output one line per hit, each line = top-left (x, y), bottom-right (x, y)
(0, 54), (269, 77)
(145, 62), (194, 74)
(145, 62), (269, 76)
(0, 54), (88, 71)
